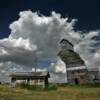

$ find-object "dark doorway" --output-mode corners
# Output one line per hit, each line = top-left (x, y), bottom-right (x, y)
(74, 78), (79, 84)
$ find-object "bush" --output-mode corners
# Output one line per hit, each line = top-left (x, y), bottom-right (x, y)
(17, 82), (29, 89)
(17, 83), (58, 91)
(18, 82), (44, 91)
(57, 83), (69, 87)
(45, 84), (58, 91)
(27, 85), (43, 91)
(82, 83), (100, 88)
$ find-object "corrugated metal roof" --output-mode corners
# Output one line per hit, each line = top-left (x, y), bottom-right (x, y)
(10, 71), (50, 77)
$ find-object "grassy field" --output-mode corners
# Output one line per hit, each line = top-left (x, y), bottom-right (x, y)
(0, 84), (100, 100)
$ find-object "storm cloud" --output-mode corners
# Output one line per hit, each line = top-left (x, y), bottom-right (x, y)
(0, 10), (100, 82)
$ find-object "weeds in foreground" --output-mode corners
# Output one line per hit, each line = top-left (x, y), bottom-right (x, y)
(18, 83), (58, 91)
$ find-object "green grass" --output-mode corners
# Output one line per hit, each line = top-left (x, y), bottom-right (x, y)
(0, 84), (100, 100)
(17, 82), (58, 91)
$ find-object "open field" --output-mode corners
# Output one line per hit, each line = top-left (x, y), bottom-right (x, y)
(0, 85), (100, 100)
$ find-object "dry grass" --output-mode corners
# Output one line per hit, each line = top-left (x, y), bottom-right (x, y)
(0, 85), (100, 100)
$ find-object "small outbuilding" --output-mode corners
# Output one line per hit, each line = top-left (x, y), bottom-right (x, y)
(10, 71), (50, 88)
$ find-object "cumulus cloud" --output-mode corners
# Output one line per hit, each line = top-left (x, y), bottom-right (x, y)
(0, 10), (100, 82)
(49, 58), (66, 74)
(74, 31), (100, 68)
(0, 10), (78, 67)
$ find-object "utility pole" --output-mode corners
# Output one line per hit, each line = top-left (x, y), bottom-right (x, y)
(34, 56), (38, 72)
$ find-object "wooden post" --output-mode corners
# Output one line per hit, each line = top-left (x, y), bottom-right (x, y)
(27, 78), (30, 84)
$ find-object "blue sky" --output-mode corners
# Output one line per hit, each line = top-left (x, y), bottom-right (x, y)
(0, 0), (100, 38)
(37, 59), (56, 68)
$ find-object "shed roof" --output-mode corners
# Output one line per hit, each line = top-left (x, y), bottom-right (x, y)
(10, 71), (50, 78)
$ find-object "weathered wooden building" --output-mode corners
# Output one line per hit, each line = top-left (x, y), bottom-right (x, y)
(10, 71), (50, 88)
(58, 39), (100, 84)
(66, 66), (88, 84)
